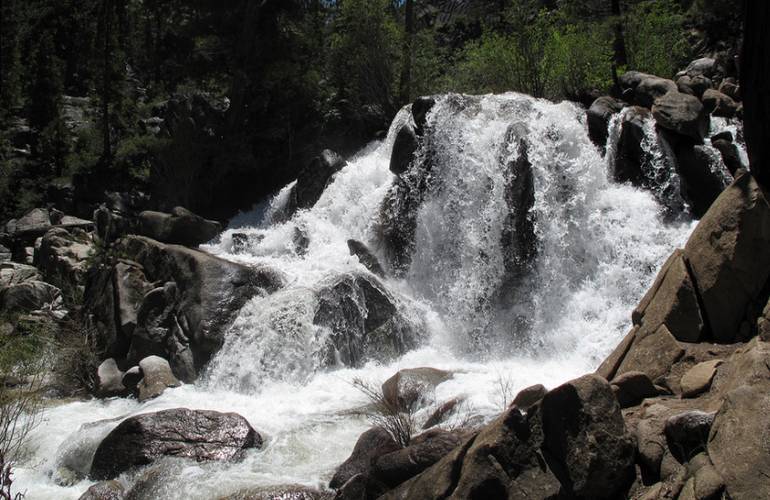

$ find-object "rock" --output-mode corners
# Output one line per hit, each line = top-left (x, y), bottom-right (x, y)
(632, 250), (704, 343)
(411, 97), (436, 135)
(330, 427), (400, 489)
(292, 226), (309, 256)
(619, 71), (654, 93)
(313, 273), (422, 367)
(219, 485), (330, 500)
(231, 233), (249, 253)
(587, 96), (625, 148)
(78, 480), (125, 500)
(121, 366), (142, 391)
(0, 261), (41, 288)
(617, 325), (684, 382)
(611, 371), (659, 408)
(0, 280), (62, 314)
(381, 367), (452, 411)
(613, 106), (651, 186)
(635, 77), (677, 109)
(701, 89), (739, 118)
(372, 428), (463, 488)
(90, 408), (263, 480)
(652, 92), (710, 141)
(708, 384), (770, 499)
(0, 244), (10, 262)
(718, 79), (740, 101)
(422, 397), (463, 430)
(635, 407), (669, 480)
(85, 235), (283, 381)
(682, 454), (725, 500)
(347, 239), (385, 277)
(96, 359), (126, 397)
(288, 150), (346, 213)
(664, 411), (715, 462)
(541, 374), (636, 499)
(674, 144), (727, 218)
(36, 227), (93, 291)
(711, 138), (743, 176)
(684, 173), (770, 342)
(390, 122), (419, 175)
(511, 383), (547, 410)
(136, 356), (181, 402)
(335, 473), (387, 500)
(138, 206), (222, 246)
(679, 58), (719, 79)
(8, 207), (52, 237)
(680, 359), (722, 398)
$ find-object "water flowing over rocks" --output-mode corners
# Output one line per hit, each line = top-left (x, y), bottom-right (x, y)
(89, 408), (263, 480)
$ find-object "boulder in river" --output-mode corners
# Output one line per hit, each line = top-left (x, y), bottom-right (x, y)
(90, 408), (263, 480)
(138, 206), (222, 246)
(652, 92), (710, 141)
(587, 96), (624, 149)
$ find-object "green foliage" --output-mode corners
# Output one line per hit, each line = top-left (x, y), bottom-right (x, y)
(625, 0), (692, 77)
(114, 134), (169, 182)
(546, 20), (615, 99)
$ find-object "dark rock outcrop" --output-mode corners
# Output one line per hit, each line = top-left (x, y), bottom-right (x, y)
(390, 122), (419, 176)
(347, 239), (386, 278)
(138, 207), (222, 247)
(90, 408), (263, 480)
(652, 92), (710, 141)
(587, 96), (624, 148)
(285, 150), (346, 216)
(329, 427), (400, 489)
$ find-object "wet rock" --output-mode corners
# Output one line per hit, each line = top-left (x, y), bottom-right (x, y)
(330, 427), (400, 489)
(652, 92), (710, 141)
(0, 243), (10, 262)
(138, 206), (222, 246)
(96, 359), (127, 397)
(718, 79), (740, 101)
(664, 411), (715, 462)
(674, 143), (727, 218)
(347, 239), (385, 277)
(701, 89), (739, 118)
(587, 96), (624, 148)
(121, 366), (142, 391)
(293, 227), (309, 256)
(36, 227), (93, 291)
(0, 261), (41, 287)
(635, 77), (677, 109)
(288, 150), (346, 214)
(390, 122), (419, 175)
(0, 280), (62, 315)
(220, 485), (330, 500)
(231, 233), (249, 253)
(541, 374), (636, 499)
(613, 106), (650, 186)
(709, 384), (770, 499)
(422, 397), (463, 430)
(90, 408), (263, 480)
(511, 383), (547, 410)
(411, 97), (436, 135)
(335, 473), (387, 500)
(619, 71), (655, 94)
(680, 359), (721, 398)
(611, 371), (659, 408)
(372, 428), (463, 488)
(313, 273), (421, 367)
(78, 480), (125, 500)
(136, 356), (180, 402)
(711, 138), (743, 175)
(684, 172), (770, 342)
(381, 367), (452, 411)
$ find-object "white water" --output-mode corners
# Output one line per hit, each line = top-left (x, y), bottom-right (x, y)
(16, 93), (705, 499)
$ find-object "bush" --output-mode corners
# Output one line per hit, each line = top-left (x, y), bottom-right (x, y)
(625, 0), (692, 77)
(546, 20), (614, 100)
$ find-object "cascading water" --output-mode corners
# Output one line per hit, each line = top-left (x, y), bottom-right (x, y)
(17, 93), (718, 499)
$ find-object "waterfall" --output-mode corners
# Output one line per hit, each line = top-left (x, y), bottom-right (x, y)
(17, 93), (709, 499)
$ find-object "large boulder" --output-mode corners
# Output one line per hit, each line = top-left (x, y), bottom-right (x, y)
(313, 273), (422, 367)
(330, 427), (400, 489)
(381, 367), (452, 411)
(652, 92), (710, 141)
(35, 227), (93, 292)
(683, 173), (770, 342)
(674, 143), (728, 218)
(587, 96), (625, 149)
(372, 428), (463, 488)
(138, 207), (221, 246)
(390, 122), (419, 175)
(136, 355), (181, 402)
(701, 89), (739, 118)
(89, 408), (263, 480)
(286, 150), (346, 215)
(347, 239), (385, 278)
(85, 236), (284, 381)
(613, 107), (651, 186)
(540, 374), (636, 499)
(635, 77), (677, 109)
(0, 279), (63, 315)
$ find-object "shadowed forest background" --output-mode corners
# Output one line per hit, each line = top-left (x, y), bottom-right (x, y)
(0, 0), (742, 223)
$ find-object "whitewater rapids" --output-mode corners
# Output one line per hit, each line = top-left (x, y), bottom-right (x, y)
(17, 93), (717, 499)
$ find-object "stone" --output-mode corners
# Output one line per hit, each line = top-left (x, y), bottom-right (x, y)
(701, 89), (739, 118)
(0, 261), (41, 288)
(680, 359), (722, 398)
(611, 371), (659, 408)
(90, 408), (263, 480)
(684, 173), (770, 342)
(138, 206), (222, 246)
(619, 71), (655, 93)
(218, 485), (330, 500)
(652, 92), (710, 141)
(664, 410), (715, 462)
(680, 58), (718, 79)
(636, 408), (668, 481)
(381, 367), (452, 411)
(422, 397), (463, 430)
(113, 261), (151, 340)
(390, 122), (419, 175)
(78, 480), (125, 500)
(617, 325), (684, 382)
(613, 106), (651, 186)
(635, 77), (677, 109)
(411, 96), (436, 135)
(121, 366), (142, 391)
(136, 356), (181, 402)
(372, 428), (463, 488)
(587, 96), (625, 148)
(0, 280), (62, 314)
(96, 359), (126, 398)
(711, 138), (743, 176)
(288, 150), (346, 213)
(36, 227), (93, 290)
(674, 144), (727, 218)
(347, 239), (385, 277)
(329, 427), (400, 489)
(596, 327), (638, 381)
(511, 383), (547, 410)
(541, 374), (636, 499)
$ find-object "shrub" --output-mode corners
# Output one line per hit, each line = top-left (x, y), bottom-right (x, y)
(546, 20), (614, 100)
(625, 0), (692, 77)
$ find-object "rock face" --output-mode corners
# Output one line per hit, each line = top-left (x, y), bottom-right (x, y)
(329, 427), (400, 489)
(85, 235), (284, 382)
(347, 239), (386, 277)
(635, 76), (677, 108)
(587, 96), (624, 148)
(138, 206), (222, 246)
(313, 273), (421, 367)
(35, 227), (93, 292)
(136, 355), (181, 402)
(286, 149), (346, 215)
(381, 367), (452, 411)
(652, 92), (710, 141)
(613, 106), (651, 186)
(390, 122), (419, 175)
(90, 408), (263, 480)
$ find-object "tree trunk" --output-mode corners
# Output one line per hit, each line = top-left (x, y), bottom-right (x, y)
(742, 0), (770, 186)
(611, 0), (627, 67)
(398, 0), (414, 105)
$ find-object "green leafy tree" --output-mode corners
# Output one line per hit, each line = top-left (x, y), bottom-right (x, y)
(625, 0), (691, 77)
